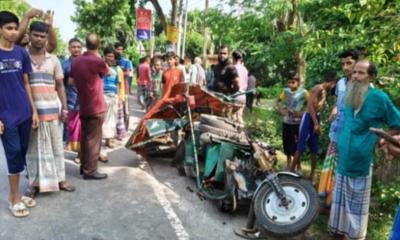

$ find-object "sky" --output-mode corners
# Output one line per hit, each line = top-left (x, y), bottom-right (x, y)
(25, 0), (222, 42)
(26, 0), (77, 42)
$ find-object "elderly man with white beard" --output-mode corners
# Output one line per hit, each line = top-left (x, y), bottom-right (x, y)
(328, 60), (400, 240)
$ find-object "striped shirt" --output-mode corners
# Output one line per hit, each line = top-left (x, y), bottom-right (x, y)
(28, 51), (63, 121)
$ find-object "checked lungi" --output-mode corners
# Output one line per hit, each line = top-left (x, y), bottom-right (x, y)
(328, 167), (372, 240)
(318, 141), (337, 208)
(102, 94), (118, 139)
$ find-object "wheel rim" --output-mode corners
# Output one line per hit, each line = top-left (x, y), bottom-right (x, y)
(264, 185), (310, 225)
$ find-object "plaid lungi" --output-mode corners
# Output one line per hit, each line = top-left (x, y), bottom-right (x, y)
(318, 141), (337, 208)
(328, 167), (372, 240)
(116, 101), (127, 139)
(102, 94), (118, 139)
(27, 120), (65, 192)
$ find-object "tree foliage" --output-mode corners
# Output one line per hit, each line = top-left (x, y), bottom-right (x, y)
(186, 0), (400, 93)
(2, 0), (66, 56)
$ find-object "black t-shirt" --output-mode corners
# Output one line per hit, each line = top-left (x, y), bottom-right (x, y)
(212, 62), (239, 95)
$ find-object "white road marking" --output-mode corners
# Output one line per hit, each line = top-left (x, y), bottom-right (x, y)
(150, 177), (190, 240)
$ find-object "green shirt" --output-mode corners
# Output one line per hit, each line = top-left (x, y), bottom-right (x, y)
(337, 88), (400, 177)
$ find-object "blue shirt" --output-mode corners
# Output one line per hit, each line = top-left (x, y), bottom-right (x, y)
(329, 77), (348, 141)
(102, 67), (118, 95)
(119, 57), (133, 72)
(337, 88), (400, 177)
(0, 46), (32, 127)
(62, 57), (80, 110)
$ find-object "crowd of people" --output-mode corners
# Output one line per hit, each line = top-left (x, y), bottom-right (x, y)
(0, 7), (399, 240)
(275, 48), (400, 239)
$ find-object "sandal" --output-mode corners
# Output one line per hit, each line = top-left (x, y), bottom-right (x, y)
(9, 202), (30, 217)
(21, 196), (36, 208)
(59, 182), (76, 192)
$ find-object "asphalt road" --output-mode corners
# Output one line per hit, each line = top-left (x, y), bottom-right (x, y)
(0, 94), (248, 240)
(0, 93), (328, 240)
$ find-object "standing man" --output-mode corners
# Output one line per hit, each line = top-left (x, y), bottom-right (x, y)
(70, 33), (109, 180)
(232, 50), (248, 124)
(137, 56), (152, 109)
(193, 57), (206, 86)
(0, 10), (38, 217)
(318, 49), (359, 212)
(102, 47), (119, 148)
(114, 42), (133, 94)
(63, 38), (82, 161)
(328, 60), (400, 240)
(246, 71), (256, 112)
(25, 21), (75, 196)
(212, 45), (239, 95)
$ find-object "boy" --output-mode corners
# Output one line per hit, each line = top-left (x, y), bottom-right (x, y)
(276, 71), (309, 170)
(161, 52), (185, 98)
(290, 73), (338, 182)
(0, 11), (39, 217)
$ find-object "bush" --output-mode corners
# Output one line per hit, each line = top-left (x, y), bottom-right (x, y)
(256, 85), (282, 100)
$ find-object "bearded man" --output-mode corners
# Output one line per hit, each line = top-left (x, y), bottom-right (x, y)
(328, 60), (400, 240)
(212, 45), (239, 95)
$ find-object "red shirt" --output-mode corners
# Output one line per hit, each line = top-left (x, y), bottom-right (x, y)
(161, 67), (184, 98)
(137, 62), (151, 86)
(70, 52), (108, 116)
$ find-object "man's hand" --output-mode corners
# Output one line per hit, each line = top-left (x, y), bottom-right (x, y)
(0, 120), (4, 135)
(379, 132), (400, 160)
(328, 109), (337, 122)
(43, 10), (54, 27)
(32, 112), (39, 129)
(313, 124), (321, 135)
(61, 109), (68, 123)
(26, 8), (44, 19)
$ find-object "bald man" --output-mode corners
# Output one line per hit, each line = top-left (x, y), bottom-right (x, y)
(69, 33), (109, 180)
(328, 60), (400, 240)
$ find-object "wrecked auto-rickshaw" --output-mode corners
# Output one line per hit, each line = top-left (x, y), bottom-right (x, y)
(126, 83), (319, 238)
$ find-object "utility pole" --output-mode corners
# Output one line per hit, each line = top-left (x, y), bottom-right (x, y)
(149, 9), (155, 57)
(202, 0), (209, 66)
(176, 0), (184, 57)
(181, 0), (189, 58)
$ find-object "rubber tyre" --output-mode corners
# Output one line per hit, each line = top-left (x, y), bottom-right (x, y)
(199, 124), (246, 143)
(254, 175), (319, 237)
(200, 114), (241, 131)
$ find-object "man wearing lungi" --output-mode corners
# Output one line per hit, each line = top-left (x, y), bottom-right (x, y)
(102, 47), (119, 148)
(26, 21), (75, 196)
(328, 60), (400, 239)
(319, 49), (359, 212)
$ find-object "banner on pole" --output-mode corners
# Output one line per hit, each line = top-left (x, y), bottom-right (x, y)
(167, 25), (178, 43)
(136, 8), (152, 40)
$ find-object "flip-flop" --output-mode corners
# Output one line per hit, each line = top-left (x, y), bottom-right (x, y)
(9, 202), (30, 218)
(21, 196), (36, 208)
